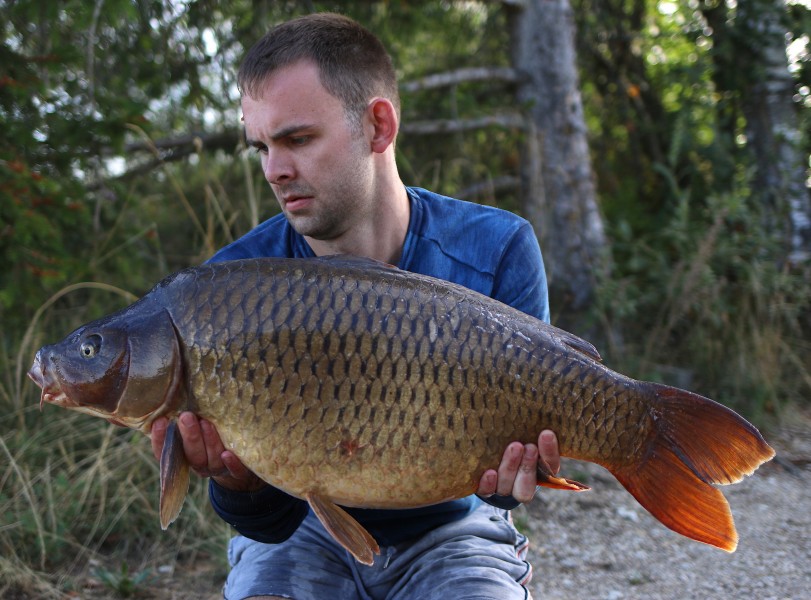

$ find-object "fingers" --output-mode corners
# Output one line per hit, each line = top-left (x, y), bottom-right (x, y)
(152, 412), (228, 478)
(476, 469), (499, 496)
(478, 442), (539, 504)
(480, 430), (562, 505)
(150, 416), (167, 461)
(496, 442), (527, 496)
(199, 417), (229, 473)
(538, 429), (560, 475)
(512, 444), (539, 503)
(177, 412), (227, 477)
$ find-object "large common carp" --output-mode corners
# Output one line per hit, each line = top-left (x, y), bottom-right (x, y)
(29, 256), (774, 565)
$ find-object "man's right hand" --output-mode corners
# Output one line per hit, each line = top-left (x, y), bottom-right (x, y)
(150, 412), (267, 492)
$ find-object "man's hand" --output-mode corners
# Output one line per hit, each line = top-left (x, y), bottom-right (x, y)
(476, 430), (559, 503)
(150, 412), (266, 492)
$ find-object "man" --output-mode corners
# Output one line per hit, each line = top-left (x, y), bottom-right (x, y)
(151, 13), (560, 600)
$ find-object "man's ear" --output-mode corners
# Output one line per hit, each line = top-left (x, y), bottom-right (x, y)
(367, 98), (399, 153)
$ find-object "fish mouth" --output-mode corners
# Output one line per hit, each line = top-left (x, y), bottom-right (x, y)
(28, 353), (71, 410)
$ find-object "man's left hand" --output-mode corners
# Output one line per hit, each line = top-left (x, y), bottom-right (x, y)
(476, 429), (559, 503)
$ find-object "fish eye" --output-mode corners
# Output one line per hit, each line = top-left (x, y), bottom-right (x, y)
(80, 334), (102, 359)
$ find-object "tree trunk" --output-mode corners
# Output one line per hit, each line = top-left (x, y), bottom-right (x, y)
(737, 0), (811, 265)
(706, 0), (811, 265)
(506, 0), (609, 319)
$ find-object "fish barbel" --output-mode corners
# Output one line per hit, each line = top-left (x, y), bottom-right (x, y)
(28, 256), (774, 565)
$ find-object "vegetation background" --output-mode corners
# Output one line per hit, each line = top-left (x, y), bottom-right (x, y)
(1, 0), (809, 597)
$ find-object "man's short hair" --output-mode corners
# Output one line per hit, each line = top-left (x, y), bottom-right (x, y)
(238, 13), (401, 129)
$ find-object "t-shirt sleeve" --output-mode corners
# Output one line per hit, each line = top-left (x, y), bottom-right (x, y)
(491, 221), (550, 324)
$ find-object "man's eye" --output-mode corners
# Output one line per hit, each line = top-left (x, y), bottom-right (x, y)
(253, 144), (267, 154)
(290, 136), (310, 146)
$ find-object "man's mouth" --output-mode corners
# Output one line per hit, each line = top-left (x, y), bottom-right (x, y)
(283, 195), (313, 212)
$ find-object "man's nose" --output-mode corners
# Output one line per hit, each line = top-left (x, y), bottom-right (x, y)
(263, 150), (294, 184)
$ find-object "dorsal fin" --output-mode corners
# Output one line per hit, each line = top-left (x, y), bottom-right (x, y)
(314, 254), (398, 271)
(546, 324), (602, 362)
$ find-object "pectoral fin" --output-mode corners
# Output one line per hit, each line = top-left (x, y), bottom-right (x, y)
(305, 492), (380, 566)
(159, 419), (190, 529)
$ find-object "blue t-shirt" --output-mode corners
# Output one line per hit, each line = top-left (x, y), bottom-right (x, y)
(208, 186), (550, 546)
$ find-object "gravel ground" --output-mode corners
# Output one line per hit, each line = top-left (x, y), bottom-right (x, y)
(519, 411), (811, 600)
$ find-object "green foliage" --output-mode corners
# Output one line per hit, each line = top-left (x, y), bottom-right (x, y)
(597, 175), (811, 416)
(0, 161), (90, 314)
(572, 0), (810, 415)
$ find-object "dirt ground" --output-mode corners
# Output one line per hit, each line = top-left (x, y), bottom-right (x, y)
(63, 409), (811, 599)
(520, 407), (811, 600)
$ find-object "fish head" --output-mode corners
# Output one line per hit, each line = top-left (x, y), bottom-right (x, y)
(28, 307), (184, 432)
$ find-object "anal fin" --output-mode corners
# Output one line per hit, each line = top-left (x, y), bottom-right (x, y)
(306, 492), (380, 566)
(537, 461), (590, 491)
(159, 419), (190, 529)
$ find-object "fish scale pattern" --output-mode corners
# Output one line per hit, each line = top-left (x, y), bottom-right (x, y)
(163, 258), (649, 507)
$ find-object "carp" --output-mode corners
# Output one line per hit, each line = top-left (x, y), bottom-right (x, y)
(28, 256), (774, 565)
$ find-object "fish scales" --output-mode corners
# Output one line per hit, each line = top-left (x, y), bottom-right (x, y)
(29, 255), (775, 564)
(166, 258), (645, 505)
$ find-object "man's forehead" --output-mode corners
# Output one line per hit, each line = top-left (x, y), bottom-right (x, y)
(240, 67), (348, 135)
(241, 59), (323, 101)
(240, 93), (320, 134)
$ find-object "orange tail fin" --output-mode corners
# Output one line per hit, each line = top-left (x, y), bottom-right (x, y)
(612, 383), (774, 552)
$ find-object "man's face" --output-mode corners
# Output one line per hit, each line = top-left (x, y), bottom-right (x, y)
(241, 60), (374, 241)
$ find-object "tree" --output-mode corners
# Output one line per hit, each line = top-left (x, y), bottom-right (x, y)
(702, 0), (811, 265)
(505, 0), (609, 319)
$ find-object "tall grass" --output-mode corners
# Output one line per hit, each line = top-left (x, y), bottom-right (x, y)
(0, 404), (230, 598)
(0, 144), (264, 597)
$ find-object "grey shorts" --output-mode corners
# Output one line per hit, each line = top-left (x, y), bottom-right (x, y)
(223, 502), (533, 600)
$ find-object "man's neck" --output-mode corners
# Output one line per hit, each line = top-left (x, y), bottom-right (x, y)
(305, 180), (410, 266)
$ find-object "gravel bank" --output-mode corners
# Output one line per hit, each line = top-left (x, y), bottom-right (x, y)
(519, 412), (811, 600)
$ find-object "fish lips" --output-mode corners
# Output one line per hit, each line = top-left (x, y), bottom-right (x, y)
(28, 349), (68, 410)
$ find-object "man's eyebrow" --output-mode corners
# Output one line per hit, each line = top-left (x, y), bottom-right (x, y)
(270, 124), (317, 141)
(244, 124), (318, 147)
(242, 123), (316, 147)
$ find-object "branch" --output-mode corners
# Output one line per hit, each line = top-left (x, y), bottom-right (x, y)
(401, 67), (522, 93)
(457, 175), (520, 200)
(88, 129), (242, 188)
(122, 129), (241, 155)
(401, 113), (526, 135)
